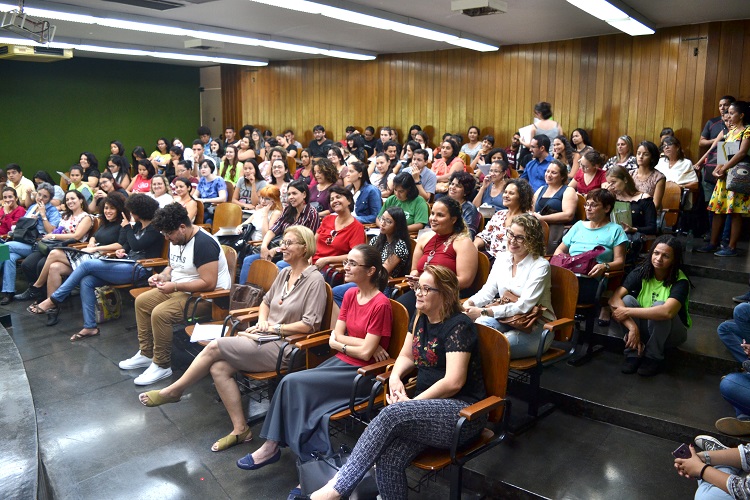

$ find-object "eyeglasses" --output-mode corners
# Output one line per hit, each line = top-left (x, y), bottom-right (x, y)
(506, 230), (526, 243)
(411, 283), (439, 296)
(160, 229), (178, 237)
(584, 203), (601, 209)
(279, 239), (303, 247)
(325, 230), (338, 246)
(379, 218), (394, 226)
(342, 259), (364, 268)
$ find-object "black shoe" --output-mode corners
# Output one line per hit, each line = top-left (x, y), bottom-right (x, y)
(14, 286), (41, 301)
(621, 356), (641, 374)
(0, 293), (12, 306)
(637, 357), (662, 376)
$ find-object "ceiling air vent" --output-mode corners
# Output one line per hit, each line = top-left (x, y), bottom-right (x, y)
(0, 44), (72, 62)
(102, 0), (219, 10)
(451, 0), (508, 17)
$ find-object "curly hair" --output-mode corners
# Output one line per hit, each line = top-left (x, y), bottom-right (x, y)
(126, 193), (160, 221)
(510, 214), (546, 258)
(554, 135), (574, 167)
(504, 178), (534, 212)
(449, 171), (476, 201)
(152, 202), (190, 232)
(100, 193), (128, 223)
(313, 158), (339, 185)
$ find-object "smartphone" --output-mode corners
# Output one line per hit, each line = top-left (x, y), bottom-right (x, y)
(672, 443), (691, 459)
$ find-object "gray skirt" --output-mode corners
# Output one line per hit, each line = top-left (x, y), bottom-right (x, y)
(216, 336), (291, 373)
(260, 356), (370, 460)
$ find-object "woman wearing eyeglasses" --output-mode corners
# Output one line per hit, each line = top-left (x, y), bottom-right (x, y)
(465, 214), (556, 359)
(309, 265), (486, 500)
(237, 244), (392, 489)
(138, 225), (328, 453)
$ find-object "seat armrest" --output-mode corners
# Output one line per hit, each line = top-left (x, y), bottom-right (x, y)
(458, 395), (505, 421)
(137, 258), (169, 267)
(387, 277), (407, 286)
(199, 289), (230, 300)
(196, 223), (211, 231)
(543, 318), (575, 331)
(356, 359), (395, 377)
(230, 306), (260, 317)
(68, 242), (89, 249)
(236, 312), (260, 324)
(294, 334), (332, 350)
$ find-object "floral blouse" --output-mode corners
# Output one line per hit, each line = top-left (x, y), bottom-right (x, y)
(55, 212), (91, 242)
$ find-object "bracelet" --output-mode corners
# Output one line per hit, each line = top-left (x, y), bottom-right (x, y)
(699, 464), (710, 480)
(274, 323), (281, 335)
(342, 344), (347, 355)
(704, 451), (711, 465)
(173, 282), (178, 293)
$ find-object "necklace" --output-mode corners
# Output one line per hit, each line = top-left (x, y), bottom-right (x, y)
(278, 270), (303, 305)
(425, 233), (454, 264)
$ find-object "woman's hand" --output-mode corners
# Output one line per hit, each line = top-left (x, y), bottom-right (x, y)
(315, 257), (330, 270)
(115, 249), (127, 258)
(386, 376), (408, 404)
(94, 190), (106, 200)
(260, 246), (271, 260)
(713, 164), (726, 178)
(620, 223), (635, 234)
(463, 304), (482, 321)
(674, 445), (704, 479)
(588, 263), (607, 278)
(611, 305), (631, 322)
(247, 320), (270, 333)
(623, 325), (643, 355)
(120, 212), (131, 228)
(372, 346), (389, 362)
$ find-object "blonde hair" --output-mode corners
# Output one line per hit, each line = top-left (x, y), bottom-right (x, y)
(284, 225), (316, 260)
(510, 214), (545, 258)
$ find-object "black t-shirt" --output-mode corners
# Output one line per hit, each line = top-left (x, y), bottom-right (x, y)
(82, 166), (101, 182)
(308, 139), (333, 159)
(286, 144), (298, 155)
(93, 221), (122, 245)
(622, 270), (690, 327)
(412, 311), (486, 404)
(119, 222), (163, 259)
(362, 138), (377, 157)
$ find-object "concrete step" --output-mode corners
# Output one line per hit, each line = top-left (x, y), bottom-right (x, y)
(688, 276), (745, 319)
(682, 237), (750, 285)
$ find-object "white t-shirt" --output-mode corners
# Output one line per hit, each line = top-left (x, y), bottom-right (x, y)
(170, 228), (231, 290)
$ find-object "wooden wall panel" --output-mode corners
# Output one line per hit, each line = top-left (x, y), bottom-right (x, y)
(223, 19), (750, 161)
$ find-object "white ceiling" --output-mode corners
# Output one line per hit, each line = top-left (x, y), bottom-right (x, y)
(3, 0), (749, 65)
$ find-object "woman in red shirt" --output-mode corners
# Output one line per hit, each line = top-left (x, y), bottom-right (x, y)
(0, 187), (26, 236)
(570, 150), (608, 195)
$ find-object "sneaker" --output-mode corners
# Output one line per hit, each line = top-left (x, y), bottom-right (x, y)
(621, 356), (641, 374)
(694, 435), (728, 452)
(696, 244), (718, 253)
(134, 363), (173, 386)
(119, 350), (152, 370)
(637, 357), (662, 376)
(716, 417), (750, 436)
(0, 293), (12, 306)
(733, 291), (750, 304)
(715, 248), (738, 257)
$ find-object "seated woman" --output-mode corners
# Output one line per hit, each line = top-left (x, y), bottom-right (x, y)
(674, 435), (750, 499)
(148, 174), (173, 208)
(232, 160), (265, 210)
(148, 137), (171, 173)
(432, 137), (466, 197)
(309, 158), (338, 218)
(656, 136), (699, 195)
(570, 128), (594, 178)
(106, 154), (132, 190)
(632, 140), (666, 211)
(332, 206), (411, 307)
(126, 159), (156, 195)
(172, 177), (198, 223)
(533, 160), (578, 253)
(448, 171), (481, 239)
(552, 135), (574, 173)
(370, 153), (395, 198)
(172, 160), (198, 191)
(473, 160), (510, 211)
(346, 161), (382, 224)
(294, 149), (314, 186)
(89, 172), (128, 213)
(219, 145), (242, 185)
(31, 195), (161, 338)
(0, 183), (61, 304)
(309, 265), (486, 500)
(605, 165), (657, 258)
(67, 165), (94, 204)
(195, 159), (228, 223)
(32, 171), (65, 206)
(162, 146), (182, 181)
(475, 179), (534, 261)
(554, 188), (628, 304)
(604, 135), (637, 172)
(610, 235), (690, 376)
(346, 134), (367, 163)
(237, 135), (257, 164)
(231, 185), (282, 244)
(465, 214), (556, 359)
(15, 191), (93, 303)
(398, 197), (478, 314)
(378, 173), (430, 233)
(237, 243), (392, 474)
(327, 145), (349, 186)
(0, 187), (27, 236)
(78, 152), (101, 190)
(239, 180), (320, 284)
(269, 158), (292, 207)
(138, 225), (327, 452)
(569, 150), (608, 194)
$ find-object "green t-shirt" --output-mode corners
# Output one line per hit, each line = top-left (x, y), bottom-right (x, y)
(633, 269), (692, 328)
(378, 195), (429, 227)
(219, 161), (242, 184)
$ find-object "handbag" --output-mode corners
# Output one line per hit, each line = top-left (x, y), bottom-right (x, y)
(491, 290), (546, 333)
(35, 238), (73, 256)
(549, 245), (606, 275)
(12, 217), (39, 245)
(228, 282), (264, 311)
(726, 161), (750, 195)
(94, 286), (122, 323)
(296, 445), (378, 500)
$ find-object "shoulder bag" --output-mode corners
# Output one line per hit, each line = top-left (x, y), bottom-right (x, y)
(549, 245), (606, 275)
(489, 290), (546, 333)
(726, 161), (750, 195)
(12, 217), (39, 245)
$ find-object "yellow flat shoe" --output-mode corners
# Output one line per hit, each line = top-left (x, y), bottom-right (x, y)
(139, 390), (181, 407)
(212, 427), (253, 452)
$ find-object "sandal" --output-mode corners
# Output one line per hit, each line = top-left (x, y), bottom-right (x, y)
(212, 427), (253, 452)
(139, 389), (182, 407)
(70, 328), (100, 342)
(27, 302), (53, 314)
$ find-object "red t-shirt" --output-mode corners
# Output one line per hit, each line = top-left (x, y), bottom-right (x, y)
(131, 174), (152, 193)
(313, 214), (366, 264)
(573, 168), (607, 195)
(337, 289), (392, 367)
(0, 205), (26, 235)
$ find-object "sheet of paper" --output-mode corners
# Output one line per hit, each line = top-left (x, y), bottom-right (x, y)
(189, 323), (225, 343)
(518, 124), (535, 145)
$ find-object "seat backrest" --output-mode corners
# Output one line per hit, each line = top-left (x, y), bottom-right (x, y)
(662, 181), (682, 227)
(466, 251), (490, 295)
(86, 215), (100, 241)
(211, 203), (243, 233)
(221, 245), (238, 282)
(475, 323), (510, 423)
(287, 155), (297, 177)
(549, 265), (578, 342)
(246, 258), (279, 292)
(458, 152), (471, 170)
(387, 299), (409, 359)
(59, 172), (70, 191)
(539, 219), (550, 250)
(575, 193), (586, 222)
(194, 200), (205, 225)
(509, 168), (519, 179)
(320, 283), (333, 331)
(224, 182), (235, 203)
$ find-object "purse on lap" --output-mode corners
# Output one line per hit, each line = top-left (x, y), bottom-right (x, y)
(549, 245), (606, 275)
(488, 290), (546, 333)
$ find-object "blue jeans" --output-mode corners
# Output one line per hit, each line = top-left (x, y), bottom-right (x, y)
(720, 373), (750, 420)
(695, 465), (739, 500)
(475, 316), (553, 359)
(51, 259), (148, 329)
(2, 241), (33, 293)
(239, 253), (261, 284)
(333, 282), (356, 307)
(718, 303), (750, 364)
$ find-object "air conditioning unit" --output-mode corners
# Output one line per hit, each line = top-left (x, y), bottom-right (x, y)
(0, 44), (72, 62)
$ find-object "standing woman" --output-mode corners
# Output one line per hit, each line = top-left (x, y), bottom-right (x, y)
(237, 136), (257, 163)
(294, 149), (314, 186)
(237, 244), (392, 479)
(0, 187), (26, 236)
(632, 141), (666, 212)
(149, 175), (173, 208)
(327, 145), (349, 186)
(269, 159), (292, 207)
(106, 154), (132, 190)
(570, 128), (594, 178)
(172, 177), (199, 223)
(148, 137), (170, 173)
(700, 101), (750, 257)
(523, 101), (564, 147)
(309, 265), (486, 500)
(460, 126), (482, 161)
(432, 137), (466, 197)
(232, 160), (266, 210)
(346, 161), (382, 224)
(220, 145), (243, 184)
(126, 159), (156, 194)
(473, 160), (510, 211)
(605, 135), (637, 172)
(610, 235), (690, 376)
(569, 150), (608, 195)
(309, 158), (338, 218)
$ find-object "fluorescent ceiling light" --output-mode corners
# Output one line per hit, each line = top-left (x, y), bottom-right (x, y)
(565, 0), (654, 36)
(0, 2), (375, 60)
(249, 0), (499, 51)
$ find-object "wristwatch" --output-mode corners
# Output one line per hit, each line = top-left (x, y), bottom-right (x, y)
(342, 344), (347, 355)
(604, 262), (611, 272)
(415, 181), (422, 185)
(481, 308), (492, 317)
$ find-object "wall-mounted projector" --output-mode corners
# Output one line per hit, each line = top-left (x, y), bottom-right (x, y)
(0, 9), (56, 44)
(451, 0), (508, 17)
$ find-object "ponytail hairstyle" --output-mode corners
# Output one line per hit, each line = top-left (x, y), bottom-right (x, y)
(583, 149), (607, 169)
(353, 243), (388, 292)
